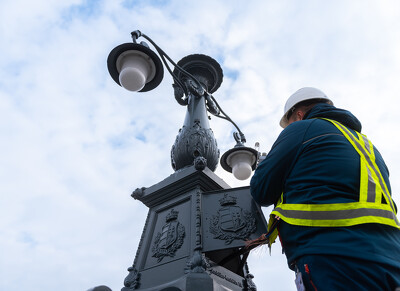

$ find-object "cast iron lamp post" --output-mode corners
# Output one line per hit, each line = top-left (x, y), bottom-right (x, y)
(107, 30), (258, 179)
(104, 30), (267, 291)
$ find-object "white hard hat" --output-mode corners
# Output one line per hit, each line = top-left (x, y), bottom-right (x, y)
(279, 87), (333, 128)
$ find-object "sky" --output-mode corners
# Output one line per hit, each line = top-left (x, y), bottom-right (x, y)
(1, 0), (400, 290)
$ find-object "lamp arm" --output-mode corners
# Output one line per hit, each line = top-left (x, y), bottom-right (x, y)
(208, 94), (246, 144)
(131, 31), (188, 95)
(136, 32), (207, 98)
(144, 37), (188, 95)
(157, 51), (188, 96)
(130, 30), (246, 144)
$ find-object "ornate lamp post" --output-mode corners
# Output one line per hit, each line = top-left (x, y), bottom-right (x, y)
(104, 30), (267, 291)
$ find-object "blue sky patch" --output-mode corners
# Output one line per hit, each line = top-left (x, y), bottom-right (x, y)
(61, 0), (104, 23)
(122, 0), (170, 9)
(19, 231), (38, 248)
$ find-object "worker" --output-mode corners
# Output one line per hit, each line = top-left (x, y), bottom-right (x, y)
(250, 87), (400, 290)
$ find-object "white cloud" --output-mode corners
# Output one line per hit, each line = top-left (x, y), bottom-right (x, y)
(1, 0), (400, 290)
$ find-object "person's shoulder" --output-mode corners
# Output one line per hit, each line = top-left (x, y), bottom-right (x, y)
(275, 120), (315, 144)
(281, 118), (334, 142)
(283, 119), (316, 133)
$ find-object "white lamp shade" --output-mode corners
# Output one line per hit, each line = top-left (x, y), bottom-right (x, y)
(116, 50), (156, 92)
(227, 150), (256, 180)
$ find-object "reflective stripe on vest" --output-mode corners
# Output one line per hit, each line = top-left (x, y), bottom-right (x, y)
(271, 118), (400, 229)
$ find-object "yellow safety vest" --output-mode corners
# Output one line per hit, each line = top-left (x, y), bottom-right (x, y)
(268, 118), (400, 237)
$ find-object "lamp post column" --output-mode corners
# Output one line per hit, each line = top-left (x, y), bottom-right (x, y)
(170, 54), (222, 173)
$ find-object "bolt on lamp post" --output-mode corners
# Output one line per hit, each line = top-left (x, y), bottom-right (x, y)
(104, 30), (268, 291)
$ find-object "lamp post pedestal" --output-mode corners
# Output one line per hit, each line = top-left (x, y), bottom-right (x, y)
(124, 166), (267, 291)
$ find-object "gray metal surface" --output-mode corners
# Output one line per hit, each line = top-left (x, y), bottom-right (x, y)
(122, 166), (267, 290)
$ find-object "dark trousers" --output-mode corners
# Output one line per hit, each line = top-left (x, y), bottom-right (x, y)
(294, 254), (400, 291)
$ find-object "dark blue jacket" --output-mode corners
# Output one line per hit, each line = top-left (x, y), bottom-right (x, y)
(250, 104), (400, 268)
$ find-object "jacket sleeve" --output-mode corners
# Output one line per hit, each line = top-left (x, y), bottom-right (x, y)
(250, 122), (307, 206)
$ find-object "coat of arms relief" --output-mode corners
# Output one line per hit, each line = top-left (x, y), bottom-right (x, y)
(210, 194), (256, 244)
(152, 209), (185, 262)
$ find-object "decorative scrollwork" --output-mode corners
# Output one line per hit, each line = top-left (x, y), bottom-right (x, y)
(185, 249), (206, 274)
(245, 263), (257, 291)
(131, 187), (146, 200)
(187, 79), (205, 96)
(171, 120), (219, 172)
(122, 266), (141, 290)
(194, 156), (207, 171)
(173, 83), (188, 106)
